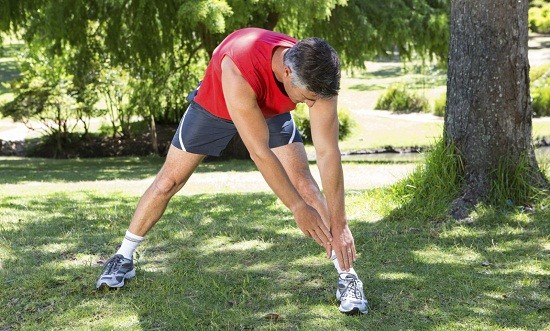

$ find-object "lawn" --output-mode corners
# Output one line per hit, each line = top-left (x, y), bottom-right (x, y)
(1, 157), (549, 330)
(1, 36), (549, 330)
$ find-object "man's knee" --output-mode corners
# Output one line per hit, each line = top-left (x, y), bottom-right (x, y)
(294, 173), (322, 199)
(153, 176), (180, 197)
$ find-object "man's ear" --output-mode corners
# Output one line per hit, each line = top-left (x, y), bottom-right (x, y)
(284, 66), (291, 77)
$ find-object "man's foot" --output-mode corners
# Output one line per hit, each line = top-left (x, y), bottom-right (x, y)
(336, 273), (368, 314)
(96, 254), (135, 289)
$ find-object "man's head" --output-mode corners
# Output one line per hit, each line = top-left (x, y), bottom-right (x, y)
(283, 37), (341, 100)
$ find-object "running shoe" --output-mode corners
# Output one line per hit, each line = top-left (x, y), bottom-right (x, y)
(96, 254), (135, 289)
(336, 272), (368, 314)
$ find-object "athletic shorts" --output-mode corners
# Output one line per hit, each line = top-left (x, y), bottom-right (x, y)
(171, 101), (302, 157)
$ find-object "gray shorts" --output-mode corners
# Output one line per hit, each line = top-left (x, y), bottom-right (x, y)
(171, 101), (302, 156)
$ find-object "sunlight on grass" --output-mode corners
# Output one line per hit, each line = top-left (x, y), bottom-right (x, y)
(139, 251), (178, 273)
(289, 255), (328, 268)
(205, 237), (273, 253)
(56, 300), (142, 330)
(413, 245), (483, 265)
(1, 157), (549, 330)
(377, 271), (421, 281)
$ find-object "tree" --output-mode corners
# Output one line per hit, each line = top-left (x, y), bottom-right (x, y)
(2, 41), (82, 158)
(1, 0), (449, 95)
(1, 0), (449, 157)
(445, 0), (548, 219)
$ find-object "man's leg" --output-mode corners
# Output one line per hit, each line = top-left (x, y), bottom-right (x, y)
(96, 146), (205, 289)
(129, 146), (205, 236)
(272, 142), (368, 314)
(271, 142), (330, 225)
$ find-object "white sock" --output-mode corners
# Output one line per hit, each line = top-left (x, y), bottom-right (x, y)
(116, 230), (144, 260)
(331, 251), (357, 276)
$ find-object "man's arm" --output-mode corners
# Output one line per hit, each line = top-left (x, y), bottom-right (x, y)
(220, 56), (332, 250)
(309, 97), (357, 271)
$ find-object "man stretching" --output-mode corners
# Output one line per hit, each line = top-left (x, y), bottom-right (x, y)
(96, 27), (368, 315)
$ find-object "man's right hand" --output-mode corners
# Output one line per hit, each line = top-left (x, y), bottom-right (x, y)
(292, 203), (332, 253)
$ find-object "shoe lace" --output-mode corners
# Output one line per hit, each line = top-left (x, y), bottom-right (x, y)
(103, 255), (124, 275)
(340, 274), (363, 300)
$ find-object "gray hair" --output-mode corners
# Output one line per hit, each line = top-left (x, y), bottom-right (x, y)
(283, 37), (341, 98)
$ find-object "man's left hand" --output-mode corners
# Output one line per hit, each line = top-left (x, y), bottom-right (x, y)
(330, 224), (357, 272)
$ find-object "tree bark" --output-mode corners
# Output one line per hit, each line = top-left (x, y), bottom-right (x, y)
(445, 0), (547, 219)
(149, 114), (159, 155)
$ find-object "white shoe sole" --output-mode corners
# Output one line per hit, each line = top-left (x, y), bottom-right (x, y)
(337, 289), (368, 315)
(96, 268), (136, 289)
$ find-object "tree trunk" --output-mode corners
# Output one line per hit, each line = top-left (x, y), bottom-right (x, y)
(445, 0), (547, 219)
(149, 114), (159, 155)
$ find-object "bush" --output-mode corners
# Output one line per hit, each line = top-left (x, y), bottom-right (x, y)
(532, 83), (550, 117)
(292, 103), (355, 144)
(529, 4), (550, 33)
(433, 92), (446, 117)
(530, 64), (550, 82)
(375, 84), (429, 113)
(531, 65), (550, 117)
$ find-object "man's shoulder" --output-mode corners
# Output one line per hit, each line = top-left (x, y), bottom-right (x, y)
(225, 28), (296, 49)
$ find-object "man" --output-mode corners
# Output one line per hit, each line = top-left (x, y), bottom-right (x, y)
(96, 27), (368, 315)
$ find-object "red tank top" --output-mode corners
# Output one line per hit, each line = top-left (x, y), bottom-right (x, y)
(194, 28), (298, 120)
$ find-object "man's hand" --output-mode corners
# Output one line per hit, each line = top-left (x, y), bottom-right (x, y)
(330, 224), (357, 272)
(293, 203), (332, 253)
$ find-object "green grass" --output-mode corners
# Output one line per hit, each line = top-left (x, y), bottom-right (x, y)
(0, 156), (259, 184)
(1, 157), (549, 330)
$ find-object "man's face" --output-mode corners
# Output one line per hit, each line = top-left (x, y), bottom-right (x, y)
(282, 67), (318, 108)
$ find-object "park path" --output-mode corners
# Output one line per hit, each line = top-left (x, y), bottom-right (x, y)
(0, 161), (418, 197)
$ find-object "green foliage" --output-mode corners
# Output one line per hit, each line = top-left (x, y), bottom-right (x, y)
(529, 2), (550, 33)
(531, 66), (550, 117)
(375, 84), (430, 113)
(489, 154), (547, 208)
(0, 0), (451, 158)
(530, 64), (550, 82)
(0, 41), (87, 157)
(384, 140), (547, 219)
(433, 92), (446, 117)
(0, 0), (451, 68)
(532, 83), (550, 117)
(292, 103), (355, 144)
(387, 139), (463, 218)
(299, 0), (450, 66)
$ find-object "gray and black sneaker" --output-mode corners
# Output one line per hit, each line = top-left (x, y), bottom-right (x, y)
(336, 273), (368, 314)
(96, 254), (135, 289)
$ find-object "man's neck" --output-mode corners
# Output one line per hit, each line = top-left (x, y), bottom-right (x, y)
(272, 47), (288, 83)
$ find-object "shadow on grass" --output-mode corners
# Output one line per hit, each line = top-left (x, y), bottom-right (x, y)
(365, 198), (550, 330)
(1, 189), (548, 329)
(349, 83), (386, 91)
(0, 155), (420, 185)
(0, 192), (367, 329)
(368, 66), (403, 78)
(0, 156), (258, 184)
(347, 66), (403, 81)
